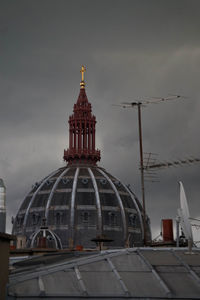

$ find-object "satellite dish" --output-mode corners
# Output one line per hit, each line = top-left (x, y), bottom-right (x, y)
(177, 181), (193, 244)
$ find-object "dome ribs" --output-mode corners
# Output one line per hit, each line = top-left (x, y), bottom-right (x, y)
(97, 168), (127, 244)
(88, 168), (102, 236)
(116, 179), (144, 241)
(45, 168), (70, 223)
(22, 168), (60, 234)
(13, 165), (149, 248)
(69, 167), (79, 247)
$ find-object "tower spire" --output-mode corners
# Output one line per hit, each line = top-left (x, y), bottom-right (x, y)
(63, 66), (101, 165)
(80, 65), (86, 89)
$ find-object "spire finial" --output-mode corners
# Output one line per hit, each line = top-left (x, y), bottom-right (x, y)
(80, 65), (86, 89)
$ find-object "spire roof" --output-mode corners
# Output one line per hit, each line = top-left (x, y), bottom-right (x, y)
(63, 66), (101, 165)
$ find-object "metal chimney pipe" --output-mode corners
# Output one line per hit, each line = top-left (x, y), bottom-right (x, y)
(0, 179), (6, 233)
(162, 219), (174, 242)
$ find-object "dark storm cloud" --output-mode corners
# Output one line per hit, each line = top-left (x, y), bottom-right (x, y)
(1, 0), (200, 241)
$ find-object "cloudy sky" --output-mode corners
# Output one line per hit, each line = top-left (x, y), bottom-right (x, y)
(1, 0), (200, 242)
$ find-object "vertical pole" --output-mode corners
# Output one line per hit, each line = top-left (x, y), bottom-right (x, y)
(176, 217), (180, 247)
(137, 103), (146, 245)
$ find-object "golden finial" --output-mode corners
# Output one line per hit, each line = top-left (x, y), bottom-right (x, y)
(80, 65), (86, 88)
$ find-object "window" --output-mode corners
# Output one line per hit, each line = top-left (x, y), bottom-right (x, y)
(17, 215), (24, 227)
(82, 178), (88, 184)
(108, 212), (117, 226)
(32, 214), (36, 225)
(129, 213), (137, 227)
(55, 212), (63, 225)
(81, 211), (90, 224)
(32, 213), (40, 226)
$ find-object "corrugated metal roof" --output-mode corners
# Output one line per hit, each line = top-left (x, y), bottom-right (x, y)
(8, 248), (200, 299)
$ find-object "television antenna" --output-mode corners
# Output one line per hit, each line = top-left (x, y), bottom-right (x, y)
(113, 94), (186, 245)
(144, 157), (200, 170)
(177, 181), (193, 252)
(143, 152), (159, 183)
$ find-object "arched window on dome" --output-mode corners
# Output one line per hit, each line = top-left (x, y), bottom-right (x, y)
(16, 215), (24, 228)
(108, 212), (117, 226)
(55, 212), (63, 225)
(81, 211), (90, 225)
(32, 214), (37, 226)
(128, 213), (137, 227)
(32, 213), (40, 226)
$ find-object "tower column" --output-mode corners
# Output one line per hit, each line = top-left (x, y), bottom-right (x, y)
(69, 122), (73, 149)
(84, 119), (87, 149)
(88, 122), (91, 151)
(92, 123), (95, 150)
(74, 121), (77, 150)
(78, 121), (81, 151)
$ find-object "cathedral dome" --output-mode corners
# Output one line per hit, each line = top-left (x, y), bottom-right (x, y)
(12, 66), (151, 249)
(12, 164), (150, 248)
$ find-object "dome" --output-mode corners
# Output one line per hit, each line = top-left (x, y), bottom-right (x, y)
(27, 221), (62, 249)
(12, 66), (151, 249)
(12, 164), (151, 248)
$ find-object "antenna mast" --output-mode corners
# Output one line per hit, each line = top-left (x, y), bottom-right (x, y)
(114, 94), (185, 245)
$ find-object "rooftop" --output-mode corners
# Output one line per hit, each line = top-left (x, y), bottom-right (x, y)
(8, 247), (200, 299)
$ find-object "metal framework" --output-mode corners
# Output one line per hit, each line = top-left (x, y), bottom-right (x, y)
(45, 168), (69, 221)
(98, 168), (127, 242)
(22, 169), (59, 232)
(8, 248), (200, 299)
(70, 167), (80, 243)
(88, 168), (102, 235)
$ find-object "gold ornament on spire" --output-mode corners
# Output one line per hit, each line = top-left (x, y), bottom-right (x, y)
(80, 65), (86, 88)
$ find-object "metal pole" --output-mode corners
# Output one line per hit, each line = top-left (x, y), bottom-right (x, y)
(137, 103), (146, 245)
(176, 217), (180, 247)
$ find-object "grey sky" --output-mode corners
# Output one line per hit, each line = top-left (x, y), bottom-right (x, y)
(1, 0), (200, 241)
